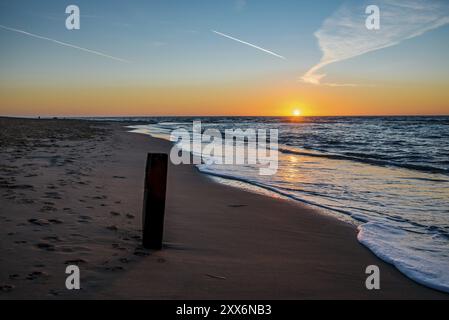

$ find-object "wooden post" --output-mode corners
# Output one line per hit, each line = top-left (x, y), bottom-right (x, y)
(142, 153), (168, 250)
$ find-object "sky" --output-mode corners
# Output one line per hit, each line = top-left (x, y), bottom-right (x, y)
(0, 0), (448, 117)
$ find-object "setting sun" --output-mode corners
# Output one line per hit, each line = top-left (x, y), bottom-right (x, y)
(293, 109), (302, 117)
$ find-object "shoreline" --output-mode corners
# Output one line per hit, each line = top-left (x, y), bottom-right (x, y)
(0, 118), (447, 299)
(130, 119), (449, 295)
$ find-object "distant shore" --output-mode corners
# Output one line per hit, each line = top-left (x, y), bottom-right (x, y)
(0, 117), (447, 299)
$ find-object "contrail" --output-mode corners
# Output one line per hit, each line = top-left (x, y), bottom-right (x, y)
(212, 30), (286, 60)
(0, 24), (131, 63)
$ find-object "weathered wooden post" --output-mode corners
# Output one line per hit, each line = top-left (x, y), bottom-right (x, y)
(142, 153), (168, 250)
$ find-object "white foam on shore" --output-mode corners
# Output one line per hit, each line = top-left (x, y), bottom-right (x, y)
(358, 221), (449, 293)
(128, 122), (449, 294)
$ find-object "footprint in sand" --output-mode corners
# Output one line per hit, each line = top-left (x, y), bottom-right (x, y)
(44, 192), (61, 200)
(133, 250), (150, 257)
(228, 204), (248, 208)
(78, 215), (92, 223)
(105, 266), (124, 272)
(0, 285), (15, 293)
(8, 184), (34, 190)
(19, 198), (35, 204)
(110, 211), (121, 216)
(133, 246), (151, 257)
(39, 206), (57, 213)
(70, 233), (88, 239)
(64, 259), (87, 265)
(24, 173), (38, 178)
(119, 258), (132, 264)
(205, 274), (227, 280)
(26, 271), (49, 280)
(48, 289), (61, 296)
(42, 236), (62, 243)
(112, 243), (127, 251)
(35, 243), (56, 251)
(106, 225), (118, 231)
(126, 214), (135, 219)
(163, 243), (189, 251)
(28, 218), (50, 226)
(48, 219), (63, 225)
(59, 246), (91, 253)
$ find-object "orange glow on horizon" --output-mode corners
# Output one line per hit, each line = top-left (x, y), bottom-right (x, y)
(1, 80), (449, 117)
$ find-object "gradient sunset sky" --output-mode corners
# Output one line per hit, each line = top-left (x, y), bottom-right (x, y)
(1, 0), (449, 117)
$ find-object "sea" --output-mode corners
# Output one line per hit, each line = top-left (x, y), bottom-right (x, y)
(98, 116), (449, 293)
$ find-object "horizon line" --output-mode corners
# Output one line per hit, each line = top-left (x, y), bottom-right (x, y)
(2, 114), (449, 119)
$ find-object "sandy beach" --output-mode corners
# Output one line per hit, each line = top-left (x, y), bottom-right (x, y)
(0, 117), (447, 300)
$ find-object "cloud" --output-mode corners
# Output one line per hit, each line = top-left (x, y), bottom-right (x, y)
(302, 0), (449, 85)
(0, 24), (131, 63)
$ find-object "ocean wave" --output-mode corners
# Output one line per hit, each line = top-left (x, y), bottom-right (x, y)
(128, 117), (449, 295)
(200, 165), (449, 294)
(197, 166), (358, 218)
(358, 222), (449, 293)
(279, 147), (449, 175)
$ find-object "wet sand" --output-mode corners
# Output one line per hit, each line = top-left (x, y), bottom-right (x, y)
(0, 117), (447, 299)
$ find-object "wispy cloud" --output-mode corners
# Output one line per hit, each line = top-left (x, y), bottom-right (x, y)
(302, 0), (449, 86)
(212, 30), (286, 60)
(0, 24), (131, 63)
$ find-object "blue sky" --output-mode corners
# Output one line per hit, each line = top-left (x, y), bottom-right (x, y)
(1, 0), (448, 85)
(0, 1), (320, 84)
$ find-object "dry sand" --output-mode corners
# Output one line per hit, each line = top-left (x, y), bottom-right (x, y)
(0, 117), (447, 299)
